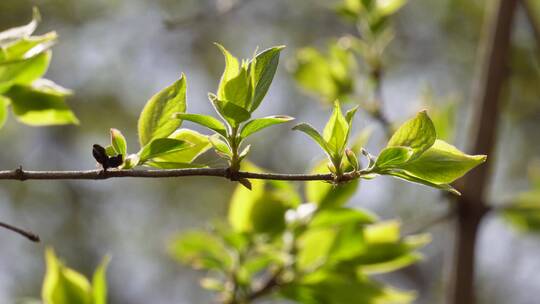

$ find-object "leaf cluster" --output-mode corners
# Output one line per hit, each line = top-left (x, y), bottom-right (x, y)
(0, 8), (78, 129)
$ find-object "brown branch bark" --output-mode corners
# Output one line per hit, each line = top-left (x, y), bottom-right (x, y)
(449, 0), (518, 303)
(0, 167), (364, 182)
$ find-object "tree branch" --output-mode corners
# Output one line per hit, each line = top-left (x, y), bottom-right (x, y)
(0, 221), (40, 242)
(0, 167), (367, 182)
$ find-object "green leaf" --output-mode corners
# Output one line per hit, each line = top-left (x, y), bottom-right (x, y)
(293, 123), (332, 157)
(151, 129), (210, 164)
(215, 43), (241, 102)
(0, 96), (9, 129)
(208, 134), (233, 159)
(310, 207), (376, 228)
(228, 162), (299, 234)
(280, 270), (415, 304)
(6, 82), (78, 126)
(138, 138), (192, 163)
(110, 128), (127, 156)
(214, 44), (251, 109)
(375, 146), (413, 168)
(387, 110), (436, 158)
(0, 31), (56, 63)
(145, 161), (207, 169)
(345, 148), (359, 170)
(501, 190), (540, 233)
(208, 93), (250, 127)
(0, 51), (50, 93)
(0, 7), (40, 46)
(92, 256), (110, 304)
(168, 230), (233, 270)
(240, 115), (294, 139)
(323, 101), (350, 157)
(305, 160), (358, 208)
(393, 140), (486, 186)
(173, 113), (227, 136)
(248, 45), (285, 111)
(42, 248), (92, 304)
(137, 75), (187, 146)
(293, 43), (355, 103)
(376, 0), (407, 16)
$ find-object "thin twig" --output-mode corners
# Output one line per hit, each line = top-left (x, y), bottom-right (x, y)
(0, 221), (40, 242)
(0, 167), (367, 182)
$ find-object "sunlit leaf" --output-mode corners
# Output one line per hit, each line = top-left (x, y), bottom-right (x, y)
(138, 138), (191, 163)
(6, 82), (78, 126)
(110, 128), (127, 156)
(168, 231), (233, 270)
(137, 75), (187, 146)
(501, 190), (540, 233)
(293, 123), (332, 157)
(0, 51), (51, 93)
(387, 110), (436, 159)
(173, 113), (227, 137)
(228, 162), (300, 234)
(248, 45), (285, 111)
(42, 248), (92, 304)
(152, 129), (210, 164)
(92, 256), (110, 304)
(240, 115), (294, 139)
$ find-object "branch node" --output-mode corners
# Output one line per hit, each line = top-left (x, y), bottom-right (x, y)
(15, 166), (26, 181)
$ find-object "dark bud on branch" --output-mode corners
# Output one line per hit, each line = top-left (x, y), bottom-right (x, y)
(92, 144), (123, 170)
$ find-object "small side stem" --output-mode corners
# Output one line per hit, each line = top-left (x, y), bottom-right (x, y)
(0, 221), (40, 242)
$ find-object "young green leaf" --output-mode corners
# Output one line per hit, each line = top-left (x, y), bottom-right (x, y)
(396, 140), (486, 185)
(0, 7), (40, 46)
(375, 146), (413, 168)
(293, 123), (332, 157)
(208, 93), (250, 127)
(248, 45), (285, 111)
(376, 0), (407, 16)
(110, 128), (127, 156)
(92, 256), (110, 304)
(168, 230), (233, 270)
(208, 134), (233, 159)
(6, 82), (79, 126)
(228, 162), (299, 234)
(151, 129), (210, 164)
(0, 31), (57, 63)
(387, 110), (436, 158)
(173, 113), (227, 137)
(323, 101), (351, 157)
(0, 96), (9, 129)
(0, 51), (51, 92)
(240, 115), (294, 139)
(215, 43), (241, 103)
(137, 75), (187, 146)
(138, 138), (192, 163)
(381, 140), (486, 194)
(293, 43), (356, 103)
(345, 148), (359, 170)
(501, 190), (540, 233)
(42, 248), (92, 304)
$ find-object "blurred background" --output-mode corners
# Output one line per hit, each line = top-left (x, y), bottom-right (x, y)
(0, 0), (539, 303)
